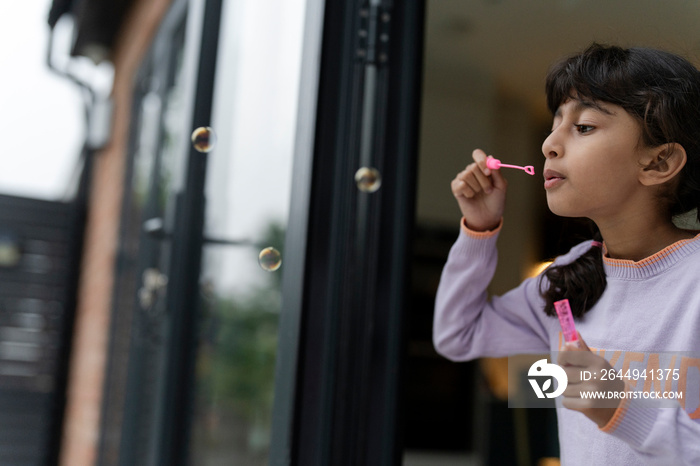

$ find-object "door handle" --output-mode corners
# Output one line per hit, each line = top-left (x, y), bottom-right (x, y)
(142, 217), (258, 247)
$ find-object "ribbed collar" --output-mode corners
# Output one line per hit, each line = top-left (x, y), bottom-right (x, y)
(601, 232), (700, 280)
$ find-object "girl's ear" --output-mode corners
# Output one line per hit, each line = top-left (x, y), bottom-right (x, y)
(639, 143), (687, 186)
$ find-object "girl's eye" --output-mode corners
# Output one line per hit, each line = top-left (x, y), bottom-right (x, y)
(575, 124), (594, 134)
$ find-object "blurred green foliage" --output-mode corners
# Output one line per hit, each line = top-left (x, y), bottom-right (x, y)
(196, 222), (285, 451)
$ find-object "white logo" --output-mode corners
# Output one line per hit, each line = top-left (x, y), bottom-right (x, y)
(528, 359), (568, 399)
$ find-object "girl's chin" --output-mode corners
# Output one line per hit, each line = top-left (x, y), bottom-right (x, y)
(545, 198), (580, 218)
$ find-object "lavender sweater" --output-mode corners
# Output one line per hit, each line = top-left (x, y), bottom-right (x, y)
(433, 219), (700, 465)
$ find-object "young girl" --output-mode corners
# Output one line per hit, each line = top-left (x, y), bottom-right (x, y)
(433, 43), (700, 465)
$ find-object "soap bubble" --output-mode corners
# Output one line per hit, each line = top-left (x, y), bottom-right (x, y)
(355, 167), (381, 192)
(191, 126), (217, 153)
(258, 247), (282, 272)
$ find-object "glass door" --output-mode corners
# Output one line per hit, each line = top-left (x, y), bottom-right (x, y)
(106, 0), (426, 464)
(186, 0), (307, 464)
(105, 0), (313, 464)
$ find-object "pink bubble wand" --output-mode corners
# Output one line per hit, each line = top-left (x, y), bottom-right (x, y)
(554, 299), (578, 343)
(486, 157), (535, 175)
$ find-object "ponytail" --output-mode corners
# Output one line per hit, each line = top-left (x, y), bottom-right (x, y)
(540, 238), (606, 318)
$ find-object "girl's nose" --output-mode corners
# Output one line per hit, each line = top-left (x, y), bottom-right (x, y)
(542, 128), (562, 159)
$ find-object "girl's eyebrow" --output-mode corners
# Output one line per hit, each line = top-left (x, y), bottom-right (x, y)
(555, 100), (616, 117)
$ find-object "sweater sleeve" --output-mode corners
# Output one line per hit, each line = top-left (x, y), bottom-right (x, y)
(433, 218), (552, 360)
(601, 397), (700, 464)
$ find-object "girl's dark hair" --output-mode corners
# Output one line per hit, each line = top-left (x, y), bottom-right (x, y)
(541, 43), (700, 318)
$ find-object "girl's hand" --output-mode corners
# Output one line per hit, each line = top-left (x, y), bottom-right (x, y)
(557, 334), (626, 428)
(451, 149), (507, 231)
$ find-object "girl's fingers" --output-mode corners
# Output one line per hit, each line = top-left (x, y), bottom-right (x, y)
(471, 161), (494, 193)
(558, 349), (598, 368)
(489, 165), (508, 190)
(462, 167), (483, 194)
(472, 149), (491, 175)
(451, 177), (475, 199)
(472, 150), (508, 191)
(453, 149), (507, 199)
(460, 162), (494, 194)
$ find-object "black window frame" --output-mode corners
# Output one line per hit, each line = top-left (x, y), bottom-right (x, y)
(270, 1), (425, 464)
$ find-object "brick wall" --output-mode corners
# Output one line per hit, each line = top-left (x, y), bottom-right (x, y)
(59, 1), (173, 465)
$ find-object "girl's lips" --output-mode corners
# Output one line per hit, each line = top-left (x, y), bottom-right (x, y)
(543, 169), (566, 190)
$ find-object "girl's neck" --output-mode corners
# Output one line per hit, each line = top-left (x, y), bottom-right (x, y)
(596, 216), (696, 261)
